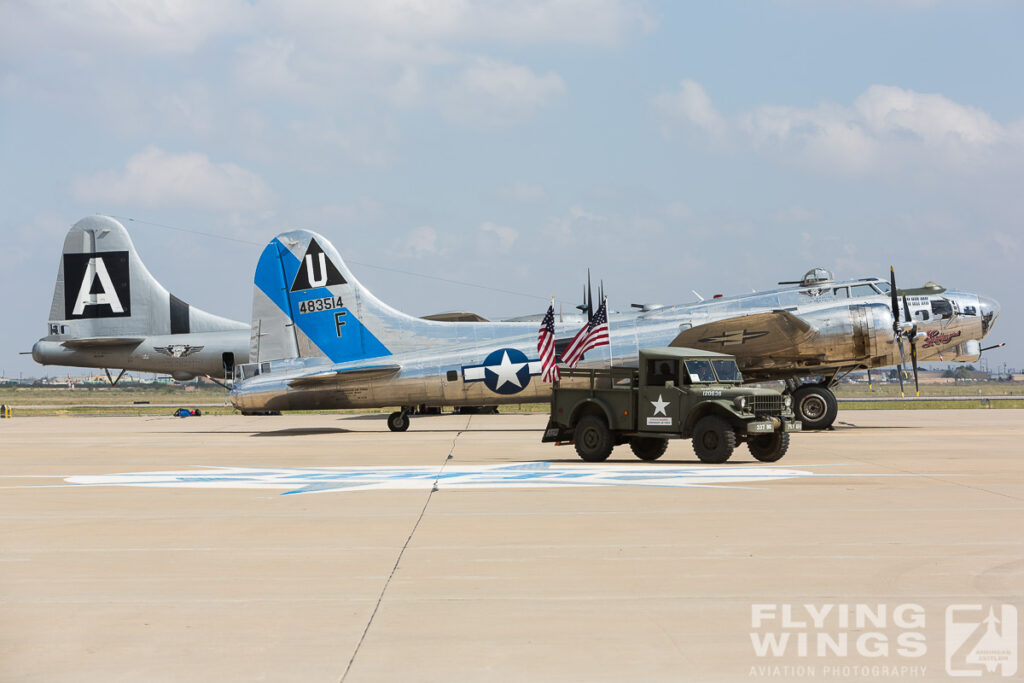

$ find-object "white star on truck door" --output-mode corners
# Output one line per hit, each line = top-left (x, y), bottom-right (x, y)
(651, 394), (669, 416)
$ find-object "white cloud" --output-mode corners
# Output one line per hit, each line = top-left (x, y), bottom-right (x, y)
(773, 205), (818, 224)
(393, 225), (442, 258)
(548, 204), (608, 246)
(0, 0), (251, 57)
(739, 102), (883, 174)
(500, 181), (547, 203)
(664, 201), (693, 221)
(478, 222), (519, 252)
(853, 85), (1002, 145)
(437, 58), (565, 127)
(234, 39), (308, 97)
(990, 231), (1018, 253)
(658, 79), (1024, 176)
(256, 0), (650, 48)
(286, 118), (399, 168)
(71, 147), (273, 210)
(653, 79), (726, 138)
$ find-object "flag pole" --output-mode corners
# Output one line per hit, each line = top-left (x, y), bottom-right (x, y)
(605, 295), (613, 369)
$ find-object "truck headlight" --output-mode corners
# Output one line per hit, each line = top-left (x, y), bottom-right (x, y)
(784, 396), (792, 409)
(734, 397), (747, 411)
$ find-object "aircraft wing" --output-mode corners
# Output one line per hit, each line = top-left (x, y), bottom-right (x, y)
(60, 337), (145, 348)
(670, 310), (816, 357)
(286, 363), (401, 388)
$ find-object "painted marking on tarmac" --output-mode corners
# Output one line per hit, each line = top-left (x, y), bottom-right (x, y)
(50, 462), (822, 495)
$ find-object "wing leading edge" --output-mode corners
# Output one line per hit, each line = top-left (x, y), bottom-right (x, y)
(286, 363), (401, 388)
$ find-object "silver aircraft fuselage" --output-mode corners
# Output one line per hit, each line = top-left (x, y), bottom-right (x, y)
(32, 330), (251, 381)
(230, 277), (999, 412)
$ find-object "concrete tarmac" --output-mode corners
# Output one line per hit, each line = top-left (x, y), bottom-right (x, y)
(1, 410), (1022, 682)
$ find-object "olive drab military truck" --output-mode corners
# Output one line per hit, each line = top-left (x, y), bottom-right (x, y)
(542, 347), (800, 463)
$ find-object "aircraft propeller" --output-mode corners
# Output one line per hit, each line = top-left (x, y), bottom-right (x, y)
(888, 266), (921, 397)
(576, 269), (594, 321)
(902, 293), (920, 396)
(889, 267), (907, 397)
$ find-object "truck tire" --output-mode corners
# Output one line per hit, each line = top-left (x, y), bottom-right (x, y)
(574, 416), (614, 462)
(748, 431), (790, 462)
(630, 437), (668, 461)
(792, 385), (838, 430)
(692, 415), (736, 464)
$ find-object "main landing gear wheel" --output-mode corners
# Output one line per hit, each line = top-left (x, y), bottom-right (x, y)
(630, 437), (668, 461)
(574, 416), (614, 462)
(692, 415), (736, 464)
(747, 431), (790, 462)
(792, 385), (838, 430)
(387, 411), (410, 432)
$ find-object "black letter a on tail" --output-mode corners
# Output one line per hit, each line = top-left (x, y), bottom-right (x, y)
(290, 239), (347, 292)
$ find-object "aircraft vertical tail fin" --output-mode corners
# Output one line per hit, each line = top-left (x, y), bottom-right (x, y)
(250, 230), (395, 364)
(250, 229), (538, 366)
(44, 215), (245, 342)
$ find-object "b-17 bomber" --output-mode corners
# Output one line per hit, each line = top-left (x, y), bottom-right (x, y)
(229, 230), (1000, 430)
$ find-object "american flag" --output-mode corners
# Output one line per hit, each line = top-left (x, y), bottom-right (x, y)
(560, 297), (610, 368)
(537, 301), (560, 382)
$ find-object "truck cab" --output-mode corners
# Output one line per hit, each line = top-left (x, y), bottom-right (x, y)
(543, 347), (800, 463)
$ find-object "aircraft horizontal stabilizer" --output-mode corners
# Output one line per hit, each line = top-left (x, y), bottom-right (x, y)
(420, 312), (490, 322)
(670, 310), (815, 356)
(286, 364), (401, 388)
(60, 337), (146, 348)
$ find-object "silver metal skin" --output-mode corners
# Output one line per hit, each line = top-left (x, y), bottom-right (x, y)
(32, 216), (250, 381)
(230, 232), (1000, 414)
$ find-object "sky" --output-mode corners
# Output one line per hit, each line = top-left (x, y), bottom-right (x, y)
(2, 0), (1021, 377)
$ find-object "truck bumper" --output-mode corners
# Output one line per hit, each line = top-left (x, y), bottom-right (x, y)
(542, 419), (574, 443)
(745, 417), (801, 435)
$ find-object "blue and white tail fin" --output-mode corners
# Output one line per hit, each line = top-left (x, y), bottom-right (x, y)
(45, 215), (245, 342)
(250, 230), (534, 365)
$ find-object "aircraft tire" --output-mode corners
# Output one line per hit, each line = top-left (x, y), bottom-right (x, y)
(692, 416), (736, 464)
(748, 431), (790, 462)
(630, 437), (668, 461)
(793, 385), (838, 430)
(574, 416), (614, 462)
(387, 411), (410, 432)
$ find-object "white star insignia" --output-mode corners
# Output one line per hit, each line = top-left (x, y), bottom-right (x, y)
(489, 350), (526, 389)
(650, 394), (670, 416)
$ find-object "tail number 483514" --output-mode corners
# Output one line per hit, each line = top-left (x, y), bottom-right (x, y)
(298, 296), (344, 314)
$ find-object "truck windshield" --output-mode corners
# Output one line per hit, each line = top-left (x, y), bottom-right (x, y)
(684, 360), (717, 383)
(711, 360), (743, 382)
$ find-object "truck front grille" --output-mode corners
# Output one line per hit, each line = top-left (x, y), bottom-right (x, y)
(751, 395), (783, 416)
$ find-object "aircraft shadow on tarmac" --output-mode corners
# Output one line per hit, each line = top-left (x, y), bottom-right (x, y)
(827, 422), (917, 430)
(251, 427), (354, 437)
(171, 428), (357, 436)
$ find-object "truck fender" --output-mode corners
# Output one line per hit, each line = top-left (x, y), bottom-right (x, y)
(569, 398), (615, 428)
(683, 402), (736, 434)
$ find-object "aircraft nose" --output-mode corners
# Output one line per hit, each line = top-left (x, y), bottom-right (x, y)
(978, 295), (1000, 334)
